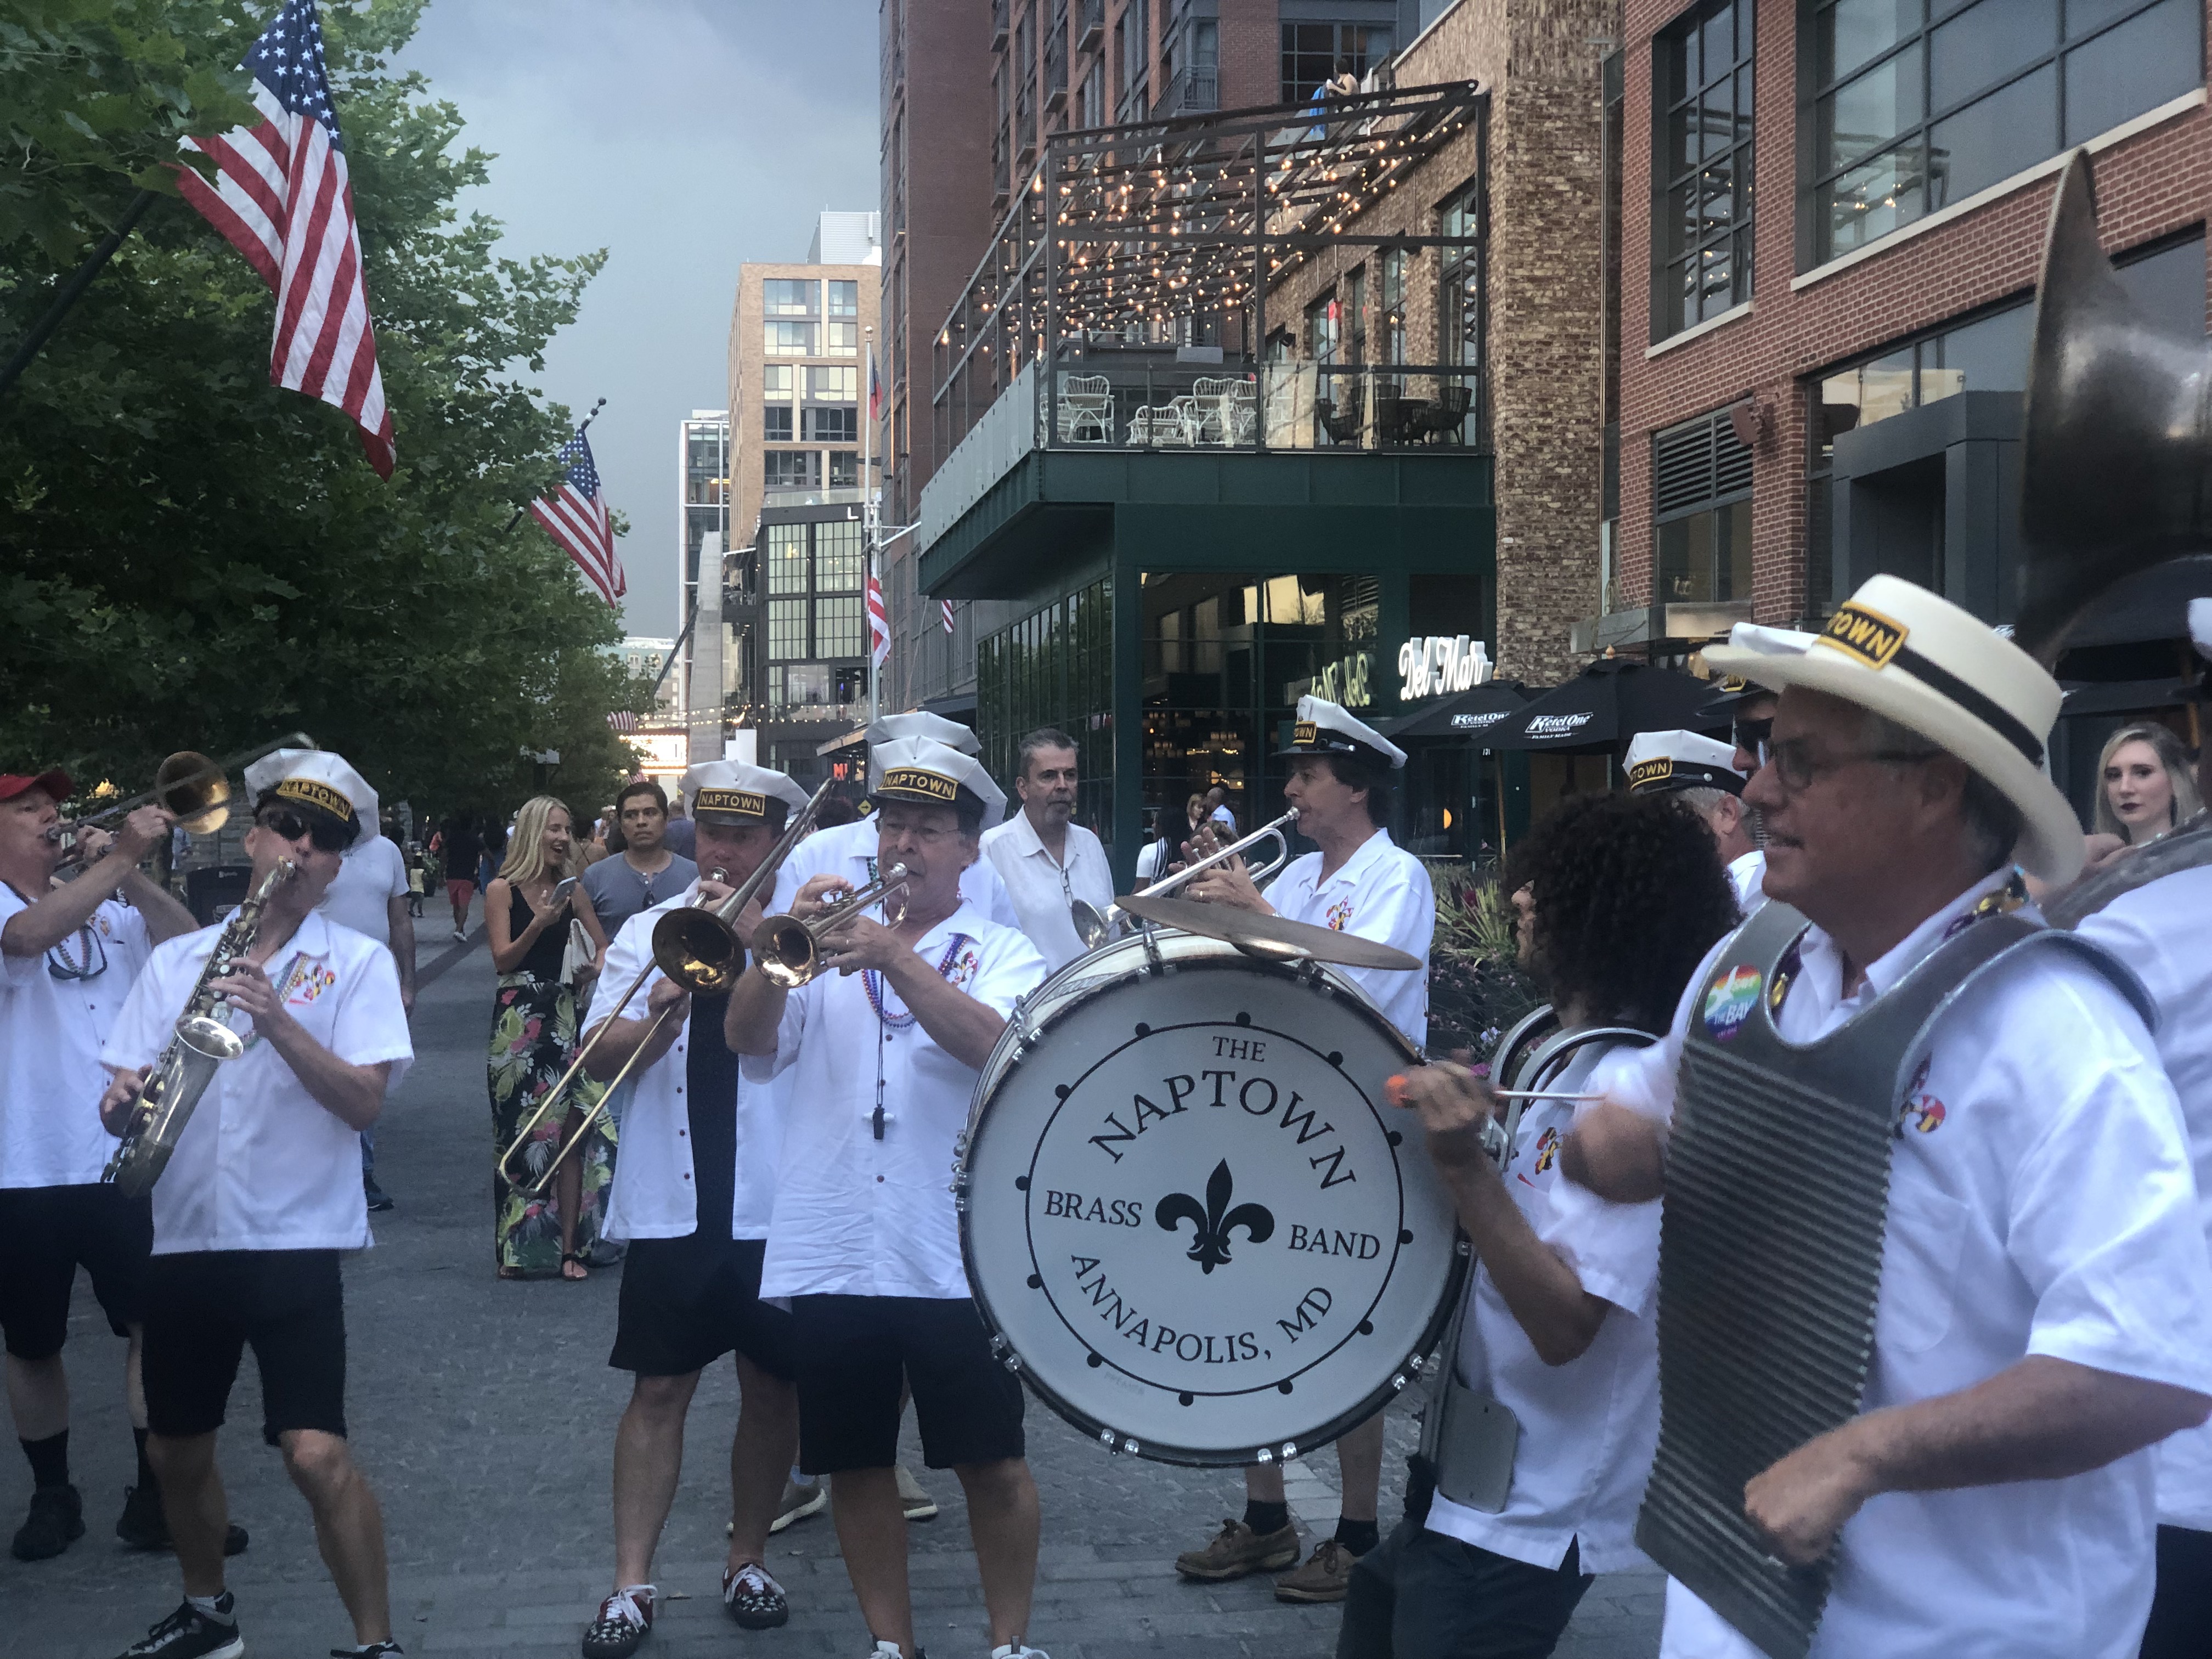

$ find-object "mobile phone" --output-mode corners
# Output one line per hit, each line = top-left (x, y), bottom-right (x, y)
(552, 877), (578, 905)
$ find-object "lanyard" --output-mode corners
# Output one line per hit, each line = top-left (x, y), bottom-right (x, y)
(864, 933), (972, 1139)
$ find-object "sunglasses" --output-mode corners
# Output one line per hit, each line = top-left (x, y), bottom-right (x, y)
(1733, 716), (1774, 769)
(255, 807), (353, 853)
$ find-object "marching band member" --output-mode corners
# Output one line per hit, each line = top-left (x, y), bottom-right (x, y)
(726, 738), (1052, 1659)
(979, 726), (1114, 973)
(1622, 730), (1755, 910)
(1370, 792), (1740, 1659)
(97, 752), (413, 1659)
(1690, 625), (1809, 914)
(575, 761), (808, 1659)
(0, 768), (199, 1562)
(1564, 577), (2212, 1659)
(1170, 695), (1435, 1604)
(2068, 600), (2212, 1659)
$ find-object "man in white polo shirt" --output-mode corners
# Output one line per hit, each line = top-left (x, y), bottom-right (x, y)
(1170, 695), (1435, 1603)
(1563, 575), (2212, 1659)
(729, 738), (1051, 1659)
(0, 766), (199, 1564)
(980, 726), (1114, 973)
(1621, 730), (1757, 912)
(574, 761), (808, 1659)
(97, 751), (413, 1659)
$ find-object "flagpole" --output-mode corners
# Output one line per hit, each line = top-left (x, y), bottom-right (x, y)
(504, 398), (606, 535)
(0, 190), (159, 402)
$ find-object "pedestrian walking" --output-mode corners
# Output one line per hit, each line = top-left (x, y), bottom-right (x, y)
(438, 812), (483, 941)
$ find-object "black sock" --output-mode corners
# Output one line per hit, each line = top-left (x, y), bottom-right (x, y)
(133, 1427), (155, 1491)
(1243, 1499), (1289, 1536)
(20, 1430), (67, 1490)
(1334, 1516), (1379, 1556)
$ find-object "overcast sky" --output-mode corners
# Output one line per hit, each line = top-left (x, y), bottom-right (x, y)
(393, 0), (878, 640)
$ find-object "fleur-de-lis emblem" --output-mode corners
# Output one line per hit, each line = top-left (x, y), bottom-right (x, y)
(1156, 1159), (1276, 1274)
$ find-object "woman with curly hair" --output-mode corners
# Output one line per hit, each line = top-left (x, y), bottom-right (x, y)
(1342, 792), (1740, 1659)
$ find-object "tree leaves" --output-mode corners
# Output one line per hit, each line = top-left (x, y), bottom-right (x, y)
(0, 0), (644, 815)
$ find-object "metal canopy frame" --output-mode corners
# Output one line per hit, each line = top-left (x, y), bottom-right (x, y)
(930, 79), (1489, 465)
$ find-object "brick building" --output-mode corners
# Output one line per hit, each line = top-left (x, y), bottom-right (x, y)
(1603, 0), (2209, 798)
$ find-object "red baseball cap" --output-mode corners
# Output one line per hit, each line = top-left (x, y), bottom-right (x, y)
(0, 769), (73, 804)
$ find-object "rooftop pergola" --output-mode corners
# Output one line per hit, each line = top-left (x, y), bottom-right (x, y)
(930, 79), (1489, 460)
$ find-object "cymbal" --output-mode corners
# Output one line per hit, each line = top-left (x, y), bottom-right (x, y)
(1115, 894), (1424, 972)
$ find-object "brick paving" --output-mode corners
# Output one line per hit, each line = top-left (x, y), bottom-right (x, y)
(0, 904), (1661, 1659)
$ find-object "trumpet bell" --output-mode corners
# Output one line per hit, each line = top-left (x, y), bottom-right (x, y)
(152, 752), (233, 836)
(752, 915), (821, 990)
(648, 907), (744, 994)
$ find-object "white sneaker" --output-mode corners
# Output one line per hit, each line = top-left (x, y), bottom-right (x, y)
(895, 1463), (938, 1521)
(991, 1645), (1051, 1659)
(862, 1644), (904, 1659)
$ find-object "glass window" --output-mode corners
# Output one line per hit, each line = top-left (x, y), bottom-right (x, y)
(1654, 1), (1754, 338)
(815, 520), (865, 590)
(826, 319), (860, 354)
(1437, 170), (1486, 442)
(764, 450), (818, 489)
(767, 600), (809, 659)
(806, 366), (858, 400)
(1802, 0), (2201, 268)
(766, 523), (809, 594)
(1656, 501), (1754, 602)
(804, 405), (857, 442)
(1380, 249), (1408, 364)
(763, 278), (817, 316)
(815, 595), (865, 658)
(763, 365), (793, 394)
(1279, 22), (1393, 104)
(828, 450), (858, 487)
(781, 662), (832, 705)
(1306, 291), (1339, 363)
(827, 280), (860, 317)
(1654, 407), (1755, 602)
(764, 406), (793, 442)
(766, 320), (819, 356)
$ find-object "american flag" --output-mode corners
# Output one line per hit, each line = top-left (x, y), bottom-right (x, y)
(941, 599), (956, 635)
(531, 426), (625, 607)
(867, 571), (890, 669)
(175, 0), (395, 478)
(606, 710), (639, 735)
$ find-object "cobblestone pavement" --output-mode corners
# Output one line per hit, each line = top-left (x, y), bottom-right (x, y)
(0, 901), (1662, 1659)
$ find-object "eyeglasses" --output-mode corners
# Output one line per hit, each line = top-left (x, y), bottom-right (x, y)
(255, 807), (352, 852)
(1766, 737), (1939, 794)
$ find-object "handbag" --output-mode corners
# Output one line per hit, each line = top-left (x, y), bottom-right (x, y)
(560, 916), (594, 991)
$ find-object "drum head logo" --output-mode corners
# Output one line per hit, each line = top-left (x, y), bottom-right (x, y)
(1702, 965), (1762, 1041)
(1157, 1160), (1274, 1273)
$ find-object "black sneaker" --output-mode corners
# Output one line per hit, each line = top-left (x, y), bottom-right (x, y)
(581, 1585), (653, 1658)
(115, 1597), (244, 1659)
(722, 1561), (789, 1629)
(332, 1643), (407, 1657)
(13, 1483), (84, 1560)
(115, 1486), (250, 1556)
(364, 1178), (394, 1212)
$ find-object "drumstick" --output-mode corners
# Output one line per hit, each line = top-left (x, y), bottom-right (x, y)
(1384, 1073), (1600, 1106)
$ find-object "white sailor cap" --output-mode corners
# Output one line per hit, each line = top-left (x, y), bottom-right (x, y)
(868, 736), (1006, 830)
(1623, 729), (1748, 796)
(866, 711), (983, 756)
(1274, 695), (1408, 770)
(1695, 624), (1814, 720)
(243, 748), (373, 846)
(680, 760), (811, 827)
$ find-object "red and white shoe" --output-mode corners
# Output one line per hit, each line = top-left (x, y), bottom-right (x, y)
(580, 1584), (653, 1658)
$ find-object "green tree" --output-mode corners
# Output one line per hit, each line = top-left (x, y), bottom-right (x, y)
(0, 0), (647, 820)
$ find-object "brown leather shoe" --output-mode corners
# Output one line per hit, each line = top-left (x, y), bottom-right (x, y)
(1173, 1516), (1301, 1581)
(1274, 1538), (1357, 1603)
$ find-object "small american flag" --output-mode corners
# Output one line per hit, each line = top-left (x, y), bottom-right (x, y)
(941, 599), (956, 635)
(531, 426), (625, 607)
(867, 571), (891, 669)
(176, 0), (395, 478)
(606, 710), (639, 735)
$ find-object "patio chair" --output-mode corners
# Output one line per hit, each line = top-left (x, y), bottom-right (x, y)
(1410, 383), (1474, 444)
(1127, 401), (1197, 446)
(1315, 379), (1364, 447)
(1056, 374), (1113, 444)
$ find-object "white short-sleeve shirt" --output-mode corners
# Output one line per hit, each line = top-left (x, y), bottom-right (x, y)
(1725, 848), (1766, 915)
(1637, 873), (2212, 1659)
(743, 902), (1047, 1299)
(591, 885), (787, 1242)
(1426, 1039), (1663, 1575)
(1, 885), (151, 1188)
(316, 833), (407, 949)
(1265, 826), (1434, 1049)
(2075, 864), (2212, 1532)
(100, 911), (414, 1254)
(979, 810), (1115, 973)
(774, 815), (1020, 927)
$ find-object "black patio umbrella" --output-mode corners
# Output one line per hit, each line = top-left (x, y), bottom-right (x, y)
(1485, 658), (1727, 754)
(1374, 680), (1532, 742)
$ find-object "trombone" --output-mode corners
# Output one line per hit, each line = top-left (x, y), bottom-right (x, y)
(494, 778), (833, 1196)
(750, 865), (911, 988)
(1070, 808), (1300, 949)
(47, 732), (316, 871)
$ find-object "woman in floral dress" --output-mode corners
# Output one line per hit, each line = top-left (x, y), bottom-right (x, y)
(487, 795), (613, 1279)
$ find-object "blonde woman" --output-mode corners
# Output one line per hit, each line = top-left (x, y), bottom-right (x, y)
(2094, 723), (2202, 847)
(486, 796), (613, 1280)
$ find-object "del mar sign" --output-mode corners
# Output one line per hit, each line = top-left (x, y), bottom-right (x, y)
(1397, 635), (1493, 701)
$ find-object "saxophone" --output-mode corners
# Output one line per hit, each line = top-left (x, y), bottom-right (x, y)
(103, 859), (296, 1198)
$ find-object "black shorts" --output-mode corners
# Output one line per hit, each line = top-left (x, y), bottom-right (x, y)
(142, 1250), (347, 1447)
(789, 1295), (1024, 1474)
(610, 1235), (795, 1380)
(0, 1184), (153, 1359)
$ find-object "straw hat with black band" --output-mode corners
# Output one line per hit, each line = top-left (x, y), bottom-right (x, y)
(868, 736), (1007, 831)
(1705, 574), (2083, 883)
(680, 760), (811, 832)
(244, 749), (371, 849)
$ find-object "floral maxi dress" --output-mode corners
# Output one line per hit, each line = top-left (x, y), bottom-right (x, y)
(489, 968), (614, 1274)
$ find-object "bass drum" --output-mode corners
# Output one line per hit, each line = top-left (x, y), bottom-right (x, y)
(958, 929), (1467, 1468)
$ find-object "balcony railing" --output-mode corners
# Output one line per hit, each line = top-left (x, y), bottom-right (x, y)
(991, 0), (1008, 49)
(1077, 0), (1103, 50)
(1154, 66), (1218, 117)
(1045, 21), (1068, 109)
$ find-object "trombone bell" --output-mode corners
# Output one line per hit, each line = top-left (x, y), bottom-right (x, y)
(649, 907), (746, 994)
(153, 752), (232, 836)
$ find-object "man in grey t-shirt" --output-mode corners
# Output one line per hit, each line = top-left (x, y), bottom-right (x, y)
(579, 781), (696, 1164)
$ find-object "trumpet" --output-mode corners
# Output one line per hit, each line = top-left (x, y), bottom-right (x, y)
(493, 779), (834, 1197)
(1069, 809), (1300, 949)
(750, 865), (912, 988)
(48, 732), (316, 871)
